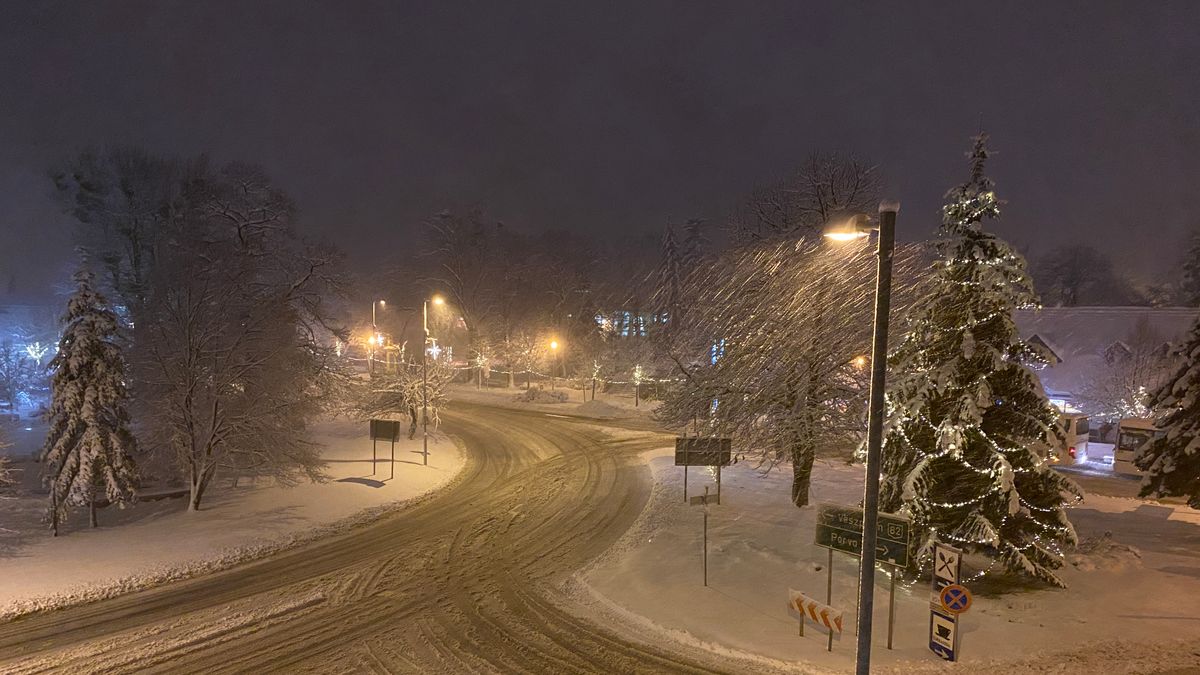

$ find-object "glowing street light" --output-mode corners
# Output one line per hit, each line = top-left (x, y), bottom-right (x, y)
(421, 294), (446, 466)
(369, 299), (386, 375)
(825, 202), (899, 675)
(549, 338), (562, 390)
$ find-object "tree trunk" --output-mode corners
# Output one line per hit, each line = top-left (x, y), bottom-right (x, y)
(408, 405), (418, 440)
(89, 493), (98, 528)
(189, 464), (215, 512)
(791, 444), (815, 508)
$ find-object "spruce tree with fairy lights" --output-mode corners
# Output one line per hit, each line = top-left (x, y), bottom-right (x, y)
(879, 134), (1082, 587)
(1136, 317), (1200, 506)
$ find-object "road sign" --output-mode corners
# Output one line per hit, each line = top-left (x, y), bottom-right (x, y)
(814, 504), (910, 568)
(369, 419), (402, 442)
(689, 494), (715, 506)
(928, 606), (958, 661)
(929, 542), (965, 662)
(674, 438), (732, 466)
(934, 545), (961, 585)
(939, 584), (972, 614)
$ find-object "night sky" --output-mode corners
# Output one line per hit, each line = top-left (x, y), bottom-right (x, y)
(1, 1), (1196, 302)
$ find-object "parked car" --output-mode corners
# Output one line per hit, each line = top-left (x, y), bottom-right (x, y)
(1113, 417), (1163, 476)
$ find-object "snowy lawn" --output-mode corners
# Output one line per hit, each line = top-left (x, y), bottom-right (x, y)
(573, 448), (1200, 673)
(0, 417), (463, 618)
(449, 382), (660, 419)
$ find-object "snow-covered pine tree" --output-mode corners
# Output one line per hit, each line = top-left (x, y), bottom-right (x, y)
(1181, 229), (1200, 307)
(41, 265), (137, 534)
(653, 223), (682, 327)
(1135, 316), (1200, 506)
(879, 134), (1082, 586)
(680, 218), (709, 266)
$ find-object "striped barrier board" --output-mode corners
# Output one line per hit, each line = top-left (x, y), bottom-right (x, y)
(788, 589), (843, 633)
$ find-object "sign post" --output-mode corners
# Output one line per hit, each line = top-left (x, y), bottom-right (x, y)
(814, 504), (910, 651)
(675, 438), (732, 504)
(689, 486), (715, 586)
(928, 542), (964, 662)
(369, 420), (402, 479)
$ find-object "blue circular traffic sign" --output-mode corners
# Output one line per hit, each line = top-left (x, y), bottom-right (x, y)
(939, 584), (972, 613)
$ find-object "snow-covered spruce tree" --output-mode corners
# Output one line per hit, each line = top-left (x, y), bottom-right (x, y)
(1135, 316), (1200, 506)
(41, 266), (137, 534)
(879, 135), (1081, 586)
(1181, 229), (1200, 307)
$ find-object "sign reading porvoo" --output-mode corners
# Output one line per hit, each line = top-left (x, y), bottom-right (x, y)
(814, 503), (910, 568)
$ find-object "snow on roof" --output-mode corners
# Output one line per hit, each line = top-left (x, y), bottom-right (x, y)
(1015, 306), (1200, 398)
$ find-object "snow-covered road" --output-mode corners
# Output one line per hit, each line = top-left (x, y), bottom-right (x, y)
(0, 403), (772, 674)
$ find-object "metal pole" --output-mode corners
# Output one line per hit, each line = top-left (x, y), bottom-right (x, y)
(827, 547), (834, 652)
(703, 486), (709, 587)
(887, 568), (896, 650)
(423, 300), (429, 466)
(717, 464), (722, 505)
(854, 204), (897, 674)
(390, 436), (395, 480)
(372, 437), (377, 476)
(684, 465), (688, 503)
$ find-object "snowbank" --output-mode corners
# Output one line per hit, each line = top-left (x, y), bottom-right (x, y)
(449, 383), (659, 419)
(0, 418), (464, 618)
(574, 449), (1200, 672)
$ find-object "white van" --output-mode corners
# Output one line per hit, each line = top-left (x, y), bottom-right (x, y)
(1050, 413), (1090, 465)
(1113, 418), (1163, 476)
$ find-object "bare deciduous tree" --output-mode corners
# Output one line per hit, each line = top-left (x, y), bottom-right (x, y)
(658, 237), (922, 507)
(727, 153), (881, 242)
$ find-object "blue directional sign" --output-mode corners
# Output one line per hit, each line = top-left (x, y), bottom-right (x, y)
(928, 606), (958, 661)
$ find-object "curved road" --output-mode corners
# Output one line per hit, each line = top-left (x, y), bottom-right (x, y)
(0, 403), (756, 674)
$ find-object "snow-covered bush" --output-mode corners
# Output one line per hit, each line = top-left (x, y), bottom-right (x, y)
(513, 387), (568, 404)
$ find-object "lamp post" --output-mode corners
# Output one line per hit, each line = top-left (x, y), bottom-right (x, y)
(825, 202), (898, 675)
(549, 340), (559, 389)
(370, 299), (385, 375)
(422, 295), (445, 466)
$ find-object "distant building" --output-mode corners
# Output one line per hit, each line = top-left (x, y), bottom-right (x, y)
(1014, 306), (1200, 413)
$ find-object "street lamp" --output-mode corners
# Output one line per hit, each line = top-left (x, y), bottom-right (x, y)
(824, 201), (899, 675)
(422, 294), (445, 466)
(370, 299), (386, 375)
(549, 339), (560, 390)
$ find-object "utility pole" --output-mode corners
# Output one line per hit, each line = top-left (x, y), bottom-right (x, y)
(422, 299), (430, 466)
(854, 203), (898, 675)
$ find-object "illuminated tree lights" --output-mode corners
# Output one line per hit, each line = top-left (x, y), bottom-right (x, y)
(879, 135), (1081, 587)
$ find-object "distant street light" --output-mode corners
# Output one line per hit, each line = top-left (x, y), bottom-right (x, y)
(825, 202), (898, 675)
(549, 339), (561, 390)
(370, 299), (386, 375)
(422, 295), (445, 466)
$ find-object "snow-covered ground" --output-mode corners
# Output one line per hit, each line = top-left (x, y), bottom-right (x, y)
(573, 448), (1200, 673)
(449, 382), (660, 419)
(0, 418), (463, 618)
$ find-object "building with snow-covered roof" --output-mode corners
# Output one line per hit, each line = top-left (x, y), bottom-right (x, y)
(1014, 306), (1200, 415)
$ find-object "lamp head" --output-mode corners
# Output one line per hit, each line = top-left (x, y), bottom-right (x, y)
(823, 213), (873, 242)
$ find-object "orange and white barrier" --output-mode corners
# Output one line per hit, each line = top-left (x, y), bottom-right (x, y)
(788, 588), (843, 633)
